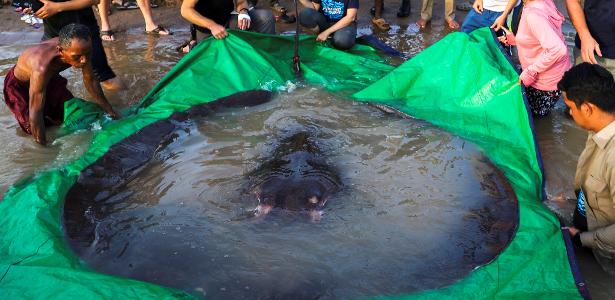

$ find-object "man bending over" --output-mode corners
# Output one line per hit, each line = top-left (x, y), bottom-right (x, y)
(560, 63), (615, 276)
(3, 23), (118, 146)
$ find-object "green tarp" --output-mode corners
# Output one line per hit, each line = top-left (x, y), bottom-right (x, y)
(0, 28), (582, 299)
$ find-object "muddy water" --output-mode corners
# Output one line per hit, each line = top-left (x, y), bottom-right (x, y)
(0, 23), (612, 299)
(64, 87), (517, 299)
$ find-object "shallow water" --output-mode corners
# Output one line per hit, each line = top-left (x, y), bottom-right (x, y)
(0, 24), (613, 298)
(64, 87), (517, 299)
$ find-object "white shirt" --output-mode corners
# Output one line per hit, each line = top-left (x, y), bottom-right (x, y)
(483, 0), (521, 12)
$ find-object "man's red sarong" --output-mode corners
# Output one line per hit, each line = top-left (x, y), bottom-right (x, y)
(2, 66), (73, 134)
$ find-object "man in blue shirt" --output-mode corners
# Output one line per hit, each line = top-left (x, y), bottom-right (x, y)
(298, 0), (358, 50)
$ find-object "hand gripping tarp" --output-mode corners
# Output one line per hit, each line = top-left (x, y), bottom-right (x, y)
(0, 28), (583, 299)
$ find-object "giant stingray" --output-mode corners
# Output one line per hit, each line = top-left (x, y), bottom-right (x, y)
(62, 90), (519, 297)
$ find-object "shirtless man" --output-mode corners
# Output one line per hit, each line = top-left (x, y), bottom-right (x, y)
(3, 23), (118, 146)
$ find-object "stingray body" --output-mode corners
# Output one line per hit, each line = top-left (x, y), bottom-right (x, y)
(245, 132), (341, 220)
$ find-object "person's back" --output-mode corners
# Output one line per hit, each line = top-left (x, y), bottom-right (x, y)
(13, 39), (69, 84)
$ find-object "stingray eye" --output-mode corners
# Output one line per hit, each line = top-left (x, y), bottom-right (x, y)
(308, 196), (319, 204)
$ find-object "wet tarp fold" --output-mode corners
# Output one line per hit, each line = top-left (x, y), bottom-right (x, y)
(0, 29), (581, 299)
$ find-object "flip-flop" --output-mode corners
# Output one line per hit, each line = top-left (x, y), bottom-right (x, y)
(100, 30), (115, 41)
(113, 1), (138, 10)
(145, 25), (172, 36)
(176, 39), (196, 53)
(372, 17), (391, 31)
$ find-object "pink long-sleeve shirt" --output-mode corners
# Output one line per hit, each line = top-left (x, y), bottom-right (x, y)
(506, 0), (570, 91)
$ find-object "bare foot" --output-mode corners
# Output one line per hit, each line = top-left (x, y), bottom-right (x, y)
(446, 18), (460, 29)
(416, 18), (429, 29)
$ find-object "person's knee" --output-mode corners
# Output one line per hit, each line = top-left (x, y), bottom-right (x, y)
(460, 10), (482, 33)
(299, 8), (319, 28)
(250, 8), (275, 34)
(332, 30), (356, 50)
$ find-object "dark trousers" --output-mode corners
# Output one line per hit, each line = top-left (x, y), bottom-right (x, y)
(193, 8), (276, 41)
(299, 8), (356, 50)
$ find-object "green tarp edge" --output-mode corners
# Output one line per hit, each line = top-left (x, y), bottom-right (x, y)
(354, 28), (580, 299)
(0, 28), (581, 299)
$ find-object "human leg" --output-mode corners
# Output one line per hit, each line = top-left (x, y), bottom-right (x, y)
(397, 0), (411, 17)
(3, 67), (32, 134)
(43, 73), (74, 126)
(525, 86), (561, 117)
(249, 8), (276, 34)
(299, 8), (329, 31)
(331, 22), (357, 50)
(98, 0), (114, 41)
(445, 0), (459, 29)
(372, 0), (390, 30)
(87, 25), (125, 90)
(418, 0), (433, 27)
(136, 0), (170, 35)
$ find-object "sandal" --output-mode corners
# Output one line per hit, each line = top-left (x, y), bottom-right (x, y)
(145, 25), (172, 36)
(416, 18), (430, 29)
(176, 39), (196, 53)
(371, 17), (390, 31)
(113, 0), (138, 10)
(446, 18), (460, 30)
(100, 30), (115, 41)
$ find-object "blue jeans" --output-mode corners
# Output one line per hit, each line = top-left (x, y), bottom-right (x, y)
(460, 5), (521, 34)
(299, 8), (357, 50)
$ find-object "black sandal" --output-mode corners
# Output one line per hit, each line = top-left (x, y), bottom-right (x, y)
(100, 30), (115, 41)
(176, 39), (196, 53)
(145, 25), (172, 36)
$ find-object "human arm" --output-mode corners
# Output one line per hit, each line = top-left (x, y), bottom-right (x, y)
(316, 8), (357, 41)
(472, 0), (483, 14)
(490, 0), (518, 31)
(565, 0), (602, 64)
(518, 13), (568, 87)
(180, 0), (228, 39)
(236, 0), (251, 31)
(28, 69), (49, 145)
(35, 0), (99, 19)
(578, 162), (615, 252)
(82, 61), (118, 119)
